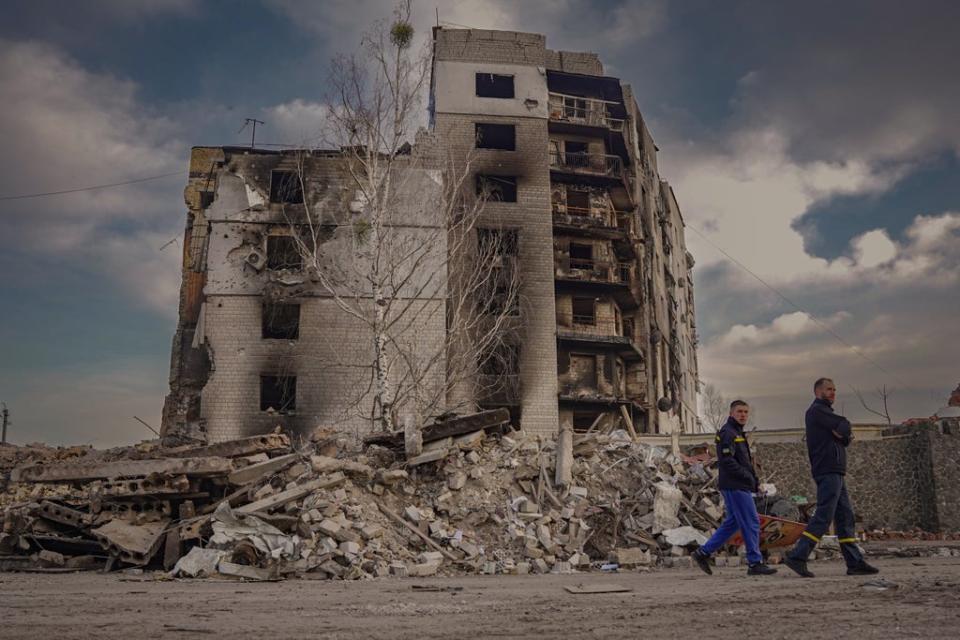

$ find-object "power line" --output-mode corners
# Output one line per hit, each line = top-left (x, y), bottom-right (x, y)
(0, 171), (183, 202)
(686, 223), (908, 388)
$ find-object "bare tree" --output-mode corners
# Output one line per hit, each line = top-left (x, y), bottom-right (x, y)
(853, 384), (893, 425)
(275, 2), (522, 433)
(701, 383), (728, 431)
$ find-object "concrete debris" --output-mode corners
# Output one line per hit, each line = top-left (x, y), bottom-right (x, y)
(0, 413), (742, 579)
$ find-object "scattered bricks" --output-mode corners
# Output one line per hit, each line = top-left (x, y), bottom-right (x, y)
(514, 561), (531, 575)
(404, 506), (422, 523)
(537, 524), (553, 549)
(307, 508), (323, 523)
(316, 519), (341, 537)
(389, 562), (408, 577)
(428, 521), (446, 538)
(532, 558), (550, 574)
(408, 561), (441, 577)
(520, 499), (539, 514)
(339, 541), (361, 556)
(418, 551), (445, 564)
(482, 561), (499, 575)
(671, 557), (693, 569)
(526, 547), (544, 559)
(465, 451), (481, 464)
(333, 528), (361, 544)
(360, 524), (383, 540)
(469, 468), (483, 480)
(458, 541), (479, 557)
(448, 472), (467, 491)
(610, 547), (650, 567)
(551, 561), (573, 574)
(376, 470), (409, 485)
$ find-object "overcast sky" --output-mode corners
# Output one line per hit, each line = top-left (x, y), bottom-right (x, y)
(1, 0), (957, 445)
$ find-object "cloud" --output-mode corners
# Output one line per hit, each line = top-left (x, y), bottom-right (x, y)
(716, 311), (851, 348)
(263, 99), (331, 147)
(0, 39), (186, 315)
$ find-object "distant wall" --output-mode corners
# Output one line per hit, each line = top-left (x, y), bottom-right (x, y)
(753, 424), (959, 532)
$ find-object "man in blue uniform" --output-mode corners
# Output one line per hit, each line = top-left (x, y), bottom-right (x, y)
(783, 378), (879, 578)
(692, 400), (776, 576)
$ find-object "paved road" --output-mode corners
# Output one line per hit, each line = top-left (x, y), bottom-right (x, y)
(1, 556), (958, 639)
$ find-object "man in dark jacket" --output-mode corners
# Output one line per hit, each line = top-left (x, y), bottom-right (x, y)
(784, 378), (879, 578)
(692, 400), (776, 576)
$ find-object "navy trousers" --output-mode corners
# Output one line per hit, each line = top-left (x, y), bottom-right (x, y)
(788, 473), (864, 567)
(699, 489), (762, 565)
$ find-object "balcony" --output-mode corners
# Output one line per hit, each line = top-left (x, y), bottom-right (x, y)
(548, 93), (625, 132)
(549, 150), (623, 180)
(556, 312), (643, 362)
(555, 256), (634, 285)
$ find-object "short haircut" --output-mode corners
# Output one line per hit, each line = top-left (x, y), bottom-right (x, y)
(814, 377), (834, 392)
(729, 399), (749, 411)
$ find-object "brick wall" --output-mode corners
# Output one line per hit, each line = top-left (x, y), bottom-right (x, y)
(200, 296), (446, 442)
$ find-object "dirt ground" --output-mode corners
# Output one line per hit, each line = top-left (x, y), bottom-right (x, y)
(1, 554), (958, 639)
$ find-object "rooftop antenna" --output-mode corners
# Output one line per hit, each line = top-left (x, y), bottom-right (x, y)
(239, 118), (265, 149)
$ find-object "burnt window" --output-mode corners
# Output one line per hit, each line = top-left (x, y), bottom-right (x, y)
(475, 123), (516, 150)
(573, 411), (600, 433)
(266, 235), (302, 271)
(269, 170), (304, 204)
(569, 243), (593, 270)
(572, 297), (596, 326)
(565, 141), (589, 155)
(475, 73), (515, 99)
(262, 303), (300, 340)
(476, 175), (517, 203)
(479, 342), (520, 377)
(199, 191), (215, 209)
(566, 189), (590, 214)
(260, 375), (296, 412)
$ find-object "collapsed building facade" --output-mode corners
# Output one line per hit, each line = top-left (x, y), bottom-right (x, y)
(162, 28), (700, 444)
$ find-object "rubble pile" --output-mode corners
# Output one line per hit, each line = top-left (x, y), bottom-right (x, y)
(1, 410), (725, 579)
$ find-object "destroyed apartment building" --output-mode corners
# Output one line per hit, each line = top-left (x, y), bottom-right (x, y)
(161, 27), (701, 445)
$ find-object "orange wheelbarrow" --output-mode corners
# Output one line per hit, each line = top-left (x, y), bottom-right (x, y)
(727, 514), (806, 551)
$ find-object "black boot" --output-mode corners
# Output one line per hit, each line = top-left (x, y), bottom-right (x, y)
(691, 548), (712, 575)
(847, 561), (880, 576)
(784, 556), (815, 578)
(747, 562), (777, 576)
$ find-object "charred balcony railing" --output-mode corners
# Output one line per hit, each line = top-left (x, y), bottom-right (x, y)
(548, 93), (625, 132)
(549, 151), (623, 179)
(555, 256), (635, 284)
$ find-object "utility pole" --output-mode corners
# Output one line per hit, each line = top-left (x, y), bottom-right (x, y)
(1, 402), (9, 445)
(239, 118), (265, 149)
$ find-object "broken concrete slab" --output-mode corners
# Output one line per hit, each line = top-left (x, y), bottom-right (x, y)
(218, 561), (281, 581)
(12, 457), (234, 483)
(663, 526), (708, 547)
(237, 473), (346, 514)
(166, 433), (291, 459)
(227, 453), (299, 486)
(91, 519), (169, 566)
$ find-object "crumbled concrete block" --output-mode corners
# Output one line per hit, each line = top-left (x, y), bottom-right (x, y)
(339, 541), (361, 555)
(532, 558), (550, 574)
(469, 468), (483, 480)
(465, 451), (481, 464)
(377, 470), (409, 485)
(404, 505), (422, 523)
(569, 486), (589, 499)
(514, 561), (531, 575)
(389, 562), (408, 577)
(448, 471), (467, 491)
(316, 519), (341, 537)
(458, 541), (479, 557)
(418, 551), (445, 565)
(37, 550), (65, 567)
(610, 547), (650, 567)
(551, 561), (573, 574)
(360, 524), (383, 540)
(252, 484), (275, 501)
(408, 561), (441, 577)
(320, 560), (346, 578)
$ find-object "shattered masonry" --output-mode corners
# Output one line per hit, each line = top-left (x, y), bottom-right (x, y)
(161, 27), (701, 444)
